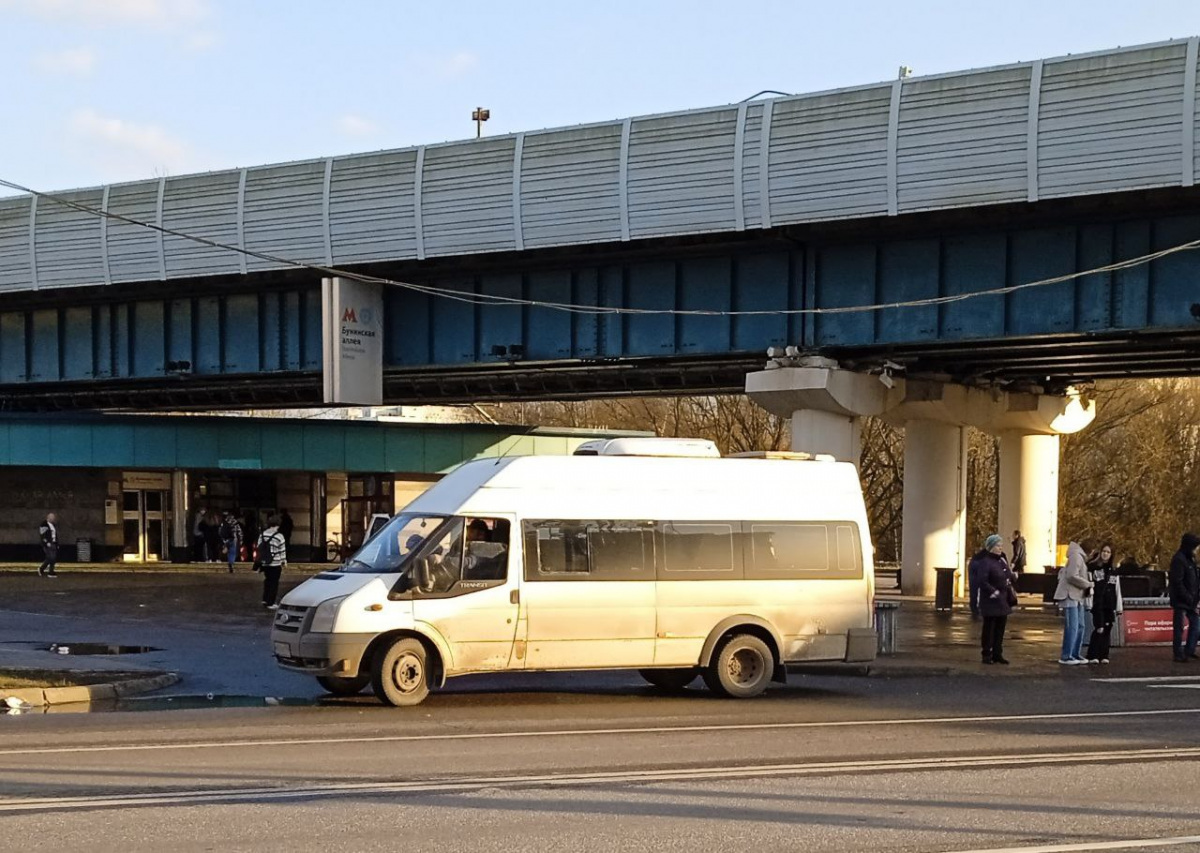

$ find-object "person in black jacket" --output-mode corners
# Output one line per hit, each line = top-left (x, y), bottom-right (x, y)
(1011, 530), (1027, 574)
(1168, 532), (1200, 663)
(1087, 543), (1118, 664)
(37, 512), (59, 578)
(975, 534), (1018, 665)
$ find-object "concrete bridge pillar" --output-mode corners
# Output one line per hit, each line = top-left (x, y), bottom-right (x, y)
(745, 359), (887, 465)
(997, 432), (1062, 574)
(900, 420), (968, 597)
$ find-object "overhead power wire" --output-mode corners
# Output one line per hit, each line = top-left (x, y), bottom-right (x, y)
(3, 176), (1199, 318)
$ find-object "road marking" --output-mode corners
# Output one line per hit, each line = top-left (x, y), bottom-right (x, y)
(1148, 685), (1200, 690)
(1092, 676), (1200, 683)
(944, 835), (1200, 852)
(0, 745), (1197, 814)
(0, 705), (1195, 758)
(1, 707), (1199, 757)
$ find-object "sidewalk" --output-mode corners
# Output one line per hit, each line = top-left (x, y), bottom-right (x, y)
(852, 593), (1187, 679)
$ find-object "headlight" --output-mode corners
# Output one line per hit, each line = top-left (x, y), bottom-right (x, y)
(309, 596), (348, 633)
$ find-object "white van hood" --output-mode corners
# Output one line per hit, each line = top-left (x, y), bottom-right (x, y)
(281, 571), (395, 607)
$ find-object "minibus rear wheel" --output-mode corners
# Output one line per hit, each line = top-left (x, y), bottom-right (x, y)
(372, 637), (431, 706)
(638, 668), (698, 691)
(316, 674), (371, 696)
(703, 634), (773, 698)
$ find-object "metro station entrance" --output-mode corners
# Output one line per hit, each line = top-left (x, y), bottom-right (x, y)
(121, 472), (172, 562)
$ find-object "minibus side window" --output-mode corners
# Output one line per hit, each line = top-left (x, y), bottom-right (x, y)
(521, 520), (653, 581)
(744, 522), (863, 580)
(659, 522), (743, 580)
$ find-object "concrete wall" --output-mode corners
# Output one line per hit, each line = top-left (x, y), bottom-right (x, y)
(0, 468), (109, 561)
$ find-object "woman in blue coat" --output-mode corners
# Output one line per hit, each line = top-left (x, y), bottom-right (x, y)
(976, 534), (1018, 665)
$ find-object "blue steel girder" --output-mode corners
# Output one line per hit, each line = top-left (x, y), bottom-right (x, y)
(0, 288), (321, 385)
(383, 213), (1200, 367)
(1, 211), (1200, 405)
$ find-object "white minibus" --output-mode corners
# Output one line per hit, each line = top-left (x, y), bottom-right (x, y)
(272, 438), (877, 706)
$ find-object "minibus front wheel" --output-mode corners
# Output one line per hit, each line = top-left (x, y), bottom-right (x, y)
(703, 634), (773, 698)
(372, 637), (431, 706)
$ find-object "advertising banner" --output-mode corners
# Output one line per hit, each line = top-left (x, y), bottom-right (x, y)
(1123, 609), (1175, 645)
(322, 276), (383, 405)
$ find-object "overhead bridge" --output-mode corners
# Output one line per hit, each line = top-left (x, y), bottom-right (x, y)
(2, 38), (1200, 408)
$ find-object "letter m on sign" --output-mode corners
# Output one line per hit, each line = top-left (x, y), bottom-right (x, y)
(342, 307), (357, 323)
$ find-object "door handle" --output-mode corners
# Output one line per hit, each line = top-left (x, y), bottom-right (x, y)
(510, 589), (520, 605)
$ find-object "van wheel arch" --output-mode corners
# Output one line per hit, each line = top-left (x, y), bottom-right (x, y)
(363, 630), (446, 689)
(699, 617), (786, 684)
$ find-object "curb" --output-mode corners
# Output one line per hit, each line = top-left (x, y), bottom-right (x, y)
(3, 671), (180, 708)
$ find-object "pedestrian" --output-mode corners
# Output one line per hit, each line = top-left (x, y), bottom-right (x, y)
(204, 511), (222, 564)
(967, 544), (985, 619)
(279, 508), (294, 545)
(1054, 539), (1095, 665)
(1167, 532), (1200, 663)
(193, 508), (209, 562)
(1011, 529), (1027, 574)
(976, 534), (1018, 665)
(1086, 543), (1118, 664)
(256, 514), (288, 610)
(220, 510), (243, 574)
(37, 512), (59, 578)
(243, 510), (259, 559)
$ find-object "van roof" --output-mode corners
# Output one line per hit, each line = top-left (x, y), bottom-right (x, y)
(402, 453), (863, 521)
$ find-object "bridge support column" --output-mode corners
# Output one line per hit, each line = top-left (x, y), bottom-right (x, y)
(997, 432), (1061, 574)
(171, 470), (189, 554)
(900, 421), (968, 597)
(745, 360), (887, 465)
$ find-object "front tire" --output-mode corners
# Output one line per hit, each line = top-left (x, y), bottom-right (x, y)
(639, 668), (698, 691)
(371, 637), (431, 706)
(316, 674), (371, 696)
(702, 634), (773, 698)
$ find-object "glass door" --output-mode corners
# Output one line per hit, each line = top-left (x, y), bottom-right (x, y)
(122, 490), (168, 562)
(144, 490), (165, 562)
(122, 490), (143, 562)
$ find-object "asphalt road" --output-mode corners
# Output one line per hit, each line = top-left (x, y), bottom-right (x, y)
(4, 673), (1200, 852)
(3, 572), (1200, 852)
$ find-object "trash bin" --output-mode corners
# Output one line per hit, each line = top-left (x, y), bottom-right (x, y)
(75, 538), (92, 562)
(934, 567), (958, 611)
(875, 600), (900, 654)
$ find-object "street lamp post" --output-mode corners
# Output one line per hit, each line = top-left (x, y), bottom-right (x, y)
(472, 107), (490, 138)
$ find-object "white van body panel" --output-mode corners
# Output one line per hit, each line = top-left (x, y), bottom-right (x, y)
(275, 453), (875, 684)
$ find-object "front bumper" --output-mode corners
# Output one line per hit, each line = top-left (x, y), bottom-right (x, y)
(271, 630), (376, 678)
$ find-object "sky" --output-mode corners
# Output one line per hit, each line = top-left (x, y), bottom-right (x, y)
(2, 0), (1200, 196)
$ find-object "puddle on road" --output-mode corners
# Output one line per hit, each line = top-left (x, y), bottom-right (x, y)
(44, 643), (161, 655)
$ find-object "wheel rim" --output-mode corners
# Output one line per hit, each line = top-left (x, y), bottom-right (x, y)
(391, 651), (424, 694)
(727, 648), (764, 686)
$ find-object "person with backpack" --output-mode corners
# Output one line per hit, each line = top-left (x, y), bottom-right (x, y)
(256, 514), (288, 610)
(37, 512), (59, 578)
(220, 510), (243, 574)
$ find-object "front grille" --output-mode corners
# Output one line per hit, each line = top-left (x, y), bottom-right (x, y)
(274, 604), (309, 634)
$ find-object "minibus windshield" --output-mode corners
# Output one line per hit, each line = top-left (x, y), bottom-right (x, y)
(340, 513), (449, 574)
